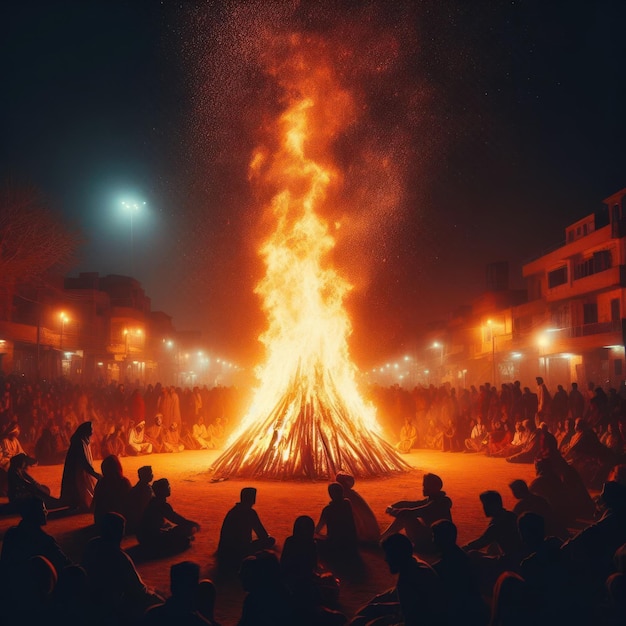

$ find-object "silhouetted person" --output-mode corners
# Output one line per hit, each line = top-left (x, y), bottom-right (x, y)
(335, 472), (380, 544)
(381, 472), (452, 553)
(238, 550), (295, 626)
(7, 452), (61, 510)
(143, 561), (210, 625)
(22, 555), (58, 626)
(60, 421), (102, 511)
(125, 465), (154, 535)
(0, 496), (71, 607)
(195, 579), (221, 626)
(561, 480), (626, 618)
(315, 482), (358, 559)
(351, 533), (443, 626)
(92, 454), (131, 529)
(137, 478), (200, 556)
(50, 564), (91, 626)
(509, 478), (568, 540)
(431, 519), (489, 626)
(82, 512), (162, 623)
(217, 487), (275, 571)
(463, 491), (521, 558)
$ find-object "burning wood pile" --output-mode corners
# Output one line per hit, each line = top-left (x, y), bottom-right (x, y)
(211, 32), (410, 481)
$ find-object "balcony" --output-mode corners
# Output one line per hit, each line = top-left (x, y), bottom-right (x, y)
(545, 266), (621, 301)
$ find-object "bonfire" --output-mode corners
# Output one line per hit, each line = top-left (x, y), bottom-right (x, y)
(211, 35), (410, 480)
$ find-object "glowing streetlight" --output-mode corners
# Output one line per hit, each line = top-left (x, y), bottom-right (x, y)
(121, 199), (146, 277)
(59, 311), (69, 350)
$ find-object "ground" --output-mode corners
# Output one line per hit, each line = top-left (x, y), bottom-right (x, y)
(0, 449), (537, 625)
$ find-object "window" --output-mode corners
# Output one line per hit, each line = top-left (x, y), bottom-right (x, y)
(574, 250), (612, 279)
(611, 298), (620, 322)
(548, 266), (568, 288)
(583, 302), (598, 324)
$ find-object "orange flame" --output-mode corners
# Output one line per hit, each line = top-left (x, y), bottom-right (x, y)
(211, 35), (409, 479)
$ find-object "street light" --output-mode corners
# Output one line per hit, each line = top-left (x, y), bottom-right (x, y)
(59, 311), (69, 350)
(121, 200), (146, 277)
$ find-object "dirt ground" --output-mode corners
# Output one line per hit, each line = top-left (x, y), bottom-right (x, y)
(0, 449), (537, 625)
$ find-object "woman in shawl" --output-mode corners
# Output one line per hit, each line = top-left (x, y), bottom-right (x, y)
(60, 421), (102, 511)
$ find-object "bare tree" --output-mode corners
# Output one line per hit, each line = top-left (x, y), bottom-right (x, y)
(0, 184), (81, 320)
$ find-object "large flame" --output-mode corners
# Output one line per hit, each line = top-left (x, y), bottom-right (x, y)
(211, 35), (409, 480)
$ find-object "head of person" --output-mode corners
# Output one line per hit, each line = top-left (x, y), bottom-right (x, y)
(382, 533), (414, 574)
(328, 482), (344, 502)
(19, 496), (47, 526)
(536, 376), (544, 386)
(9, 452), (33, 472)
(431, 519), (458, 552)
(154, 415), (163, 426)
(100, 512), (126, 543)
(600, 481), (626, 512)
(509, 479), (529, 500)
(4, 421), (20, 439)
(479, 490), (503, 517)
(240, 487), (257, 508)
(423, 472), (443, 497)
(170, 560), (200, 600)
(571, 382), (578, 390)
(195, 579), (217, 620)
(28, 555), (57, 601)
(574, 418), (586, 432)
(136, 421), (145, 432)
(101, 454), (123, 479)
(517, 511), (545, 548)
(138, 465), (153, 483)
(153, 478), (171, 499)
(292, 515), (315, 540)
(74, 421), (93, 442)
(335, 472), (355, 491)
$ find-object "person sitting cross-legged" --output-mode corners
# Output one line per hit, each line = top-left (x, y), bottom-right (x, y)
(137, 478), (200, 557)
(217, 487), (275, 573)
(381, 472), (452, 554)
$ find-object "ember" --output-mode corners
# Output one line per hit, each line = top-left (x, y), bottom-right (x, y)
(211, 34), (409, 480)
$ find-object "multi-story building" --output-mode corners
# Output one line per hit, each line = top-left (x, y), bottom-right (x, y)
(517, 188), (626, 389)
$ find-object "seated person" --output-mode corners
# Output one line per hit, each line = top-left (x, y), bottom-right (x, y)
(430, 520), (489, 626)
(192, 415), (215, 450)
(464, 416), (487, 453)
(509, 478), (569, 540)
(351, 533), (442, 626)
(7, 452), (61, 510)
(164, 423), (185, 453)
(34, 419), (67, 465)
(0, 496), (72, 602)
(381, 472), (452, 553)
(217, 487), (275, 571)
(335, 472), (380, 544)
(92, 454), (132, 529)
(315, 482), (358, 559)
(396, 417), (417, 453)
(462, 490), (522, 559)
(82, 512), (162, 623)
(124, 465), (154, 535)
(144, 415), (166, 453)
(137, 478), (200, 556)
(0, 421), (26, 496)
(143, 561), (209, 625)
(127, 421), (152, 455)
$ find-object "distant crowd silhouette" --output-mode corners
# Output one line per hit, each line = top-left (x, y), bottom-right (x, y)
(0, 374), (626, 625)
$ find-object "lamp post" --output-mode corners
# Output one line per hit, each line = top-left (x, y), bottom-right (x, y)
(121, 200), (145, 277)
(59, 311), (69, 351)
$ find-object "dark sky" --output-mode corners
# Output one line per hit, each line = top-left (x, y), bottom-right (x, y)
(2, 0), (626, 368)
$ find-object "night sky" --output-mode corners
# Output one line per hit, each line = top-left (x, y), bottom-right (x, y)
(3, 0), (626, 369)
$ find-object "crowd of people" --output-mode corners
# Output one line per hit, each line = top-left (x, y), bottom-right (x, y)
(0, 374), (626, 624)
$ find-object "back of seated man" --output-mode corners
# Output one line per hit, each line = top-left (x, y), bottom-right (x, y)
(217, 487), (275, 571)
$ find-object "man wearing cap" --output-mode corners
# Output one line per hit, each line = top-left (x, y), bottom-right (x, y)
(217, 487), (275, 570)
